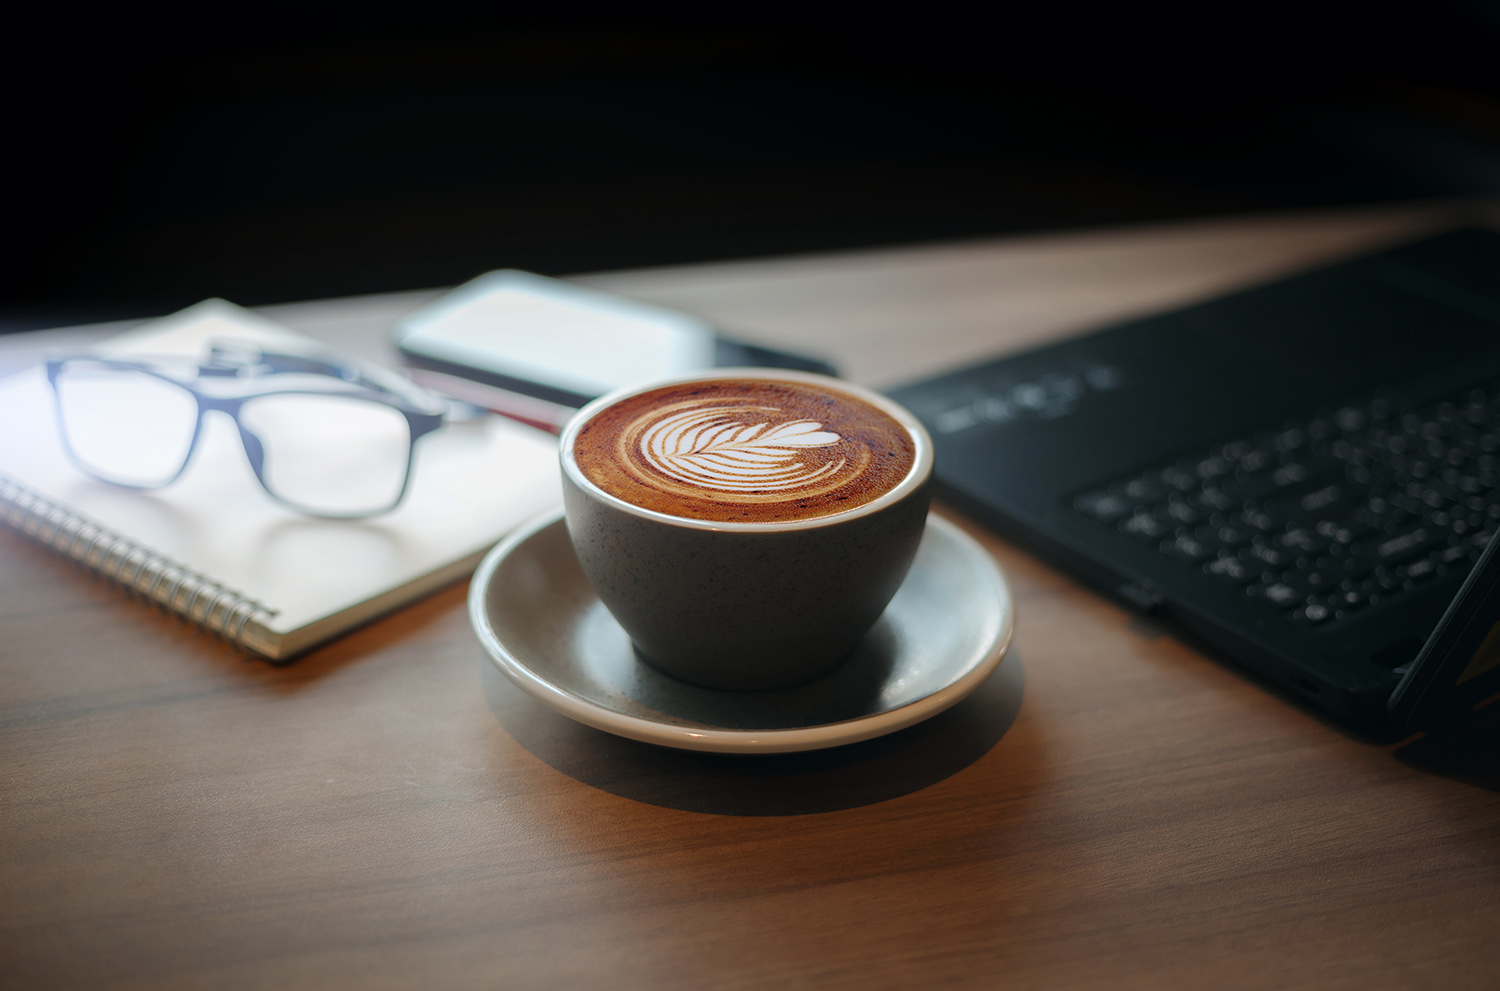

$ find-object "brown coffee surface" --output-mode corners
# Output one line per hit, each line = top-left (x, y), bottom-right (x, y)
(572, 378), (917, 523)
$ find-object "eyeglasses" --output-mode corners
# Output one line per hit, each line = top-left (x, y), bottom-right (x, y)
(45, 340), (448, 519)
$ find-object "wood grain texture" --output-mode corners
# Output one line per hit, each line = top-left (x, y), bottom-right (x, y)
(3, 204), (1499, 990)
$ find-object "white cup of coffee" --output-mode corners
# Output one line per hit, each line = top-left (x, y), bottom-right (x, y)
(559, 368), (933, 691)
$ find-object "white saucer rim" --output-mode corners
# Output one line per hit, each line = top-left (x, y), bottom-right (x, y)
(468, 508), (1014, 755)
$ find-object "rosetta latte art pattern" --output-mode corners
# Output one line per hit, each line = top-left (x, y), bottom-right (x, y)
(615, 397), (874, 504)
(640, 406), (841, 492)
(574, 378), (916, 521)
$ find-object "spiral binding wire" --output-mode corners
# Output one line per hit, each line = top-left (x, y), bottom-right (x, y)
(0, 474), (274, 650)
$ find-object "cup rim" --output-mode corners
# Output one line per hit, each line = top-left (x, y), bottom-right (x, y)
(559, 367), (934, 532)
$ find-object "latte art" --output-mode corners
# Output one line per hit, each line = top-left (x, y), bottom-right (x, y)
(638, 405), (843, 493)
(571, 377), (918, 523)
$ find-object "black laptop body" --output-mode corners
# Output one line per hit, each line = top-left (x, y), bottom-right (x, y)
(889, 228), (1500, 731)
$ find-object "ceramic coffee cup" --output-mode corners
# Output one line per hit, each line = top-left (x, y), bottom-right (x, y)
(559, 368), (933, 691)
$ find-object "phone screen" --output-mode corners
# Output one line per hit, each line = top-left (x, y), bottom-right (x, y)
(395, 270), (719, 408)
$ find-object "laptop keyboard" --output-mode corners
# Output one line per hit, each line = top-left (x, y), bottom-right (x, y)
(1073, 383), (1500, 627)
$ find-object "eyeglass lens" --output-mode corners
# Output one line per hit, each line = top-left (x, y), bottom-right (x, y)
(54, 362), (199, 487)
(54, 361), (416, 517)
(239, 394), (413, 517)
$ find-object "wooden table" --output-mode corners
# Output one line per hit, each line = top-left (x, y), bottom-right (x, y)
(4, 203), (1498, 990)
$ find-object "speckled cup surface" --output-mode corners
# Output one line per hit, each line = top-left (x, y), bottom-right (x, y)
(560, 369), (934, 691)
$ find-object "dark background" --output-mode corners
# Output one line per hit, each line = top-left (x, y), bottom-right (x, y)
(5, 6), (1499, 332)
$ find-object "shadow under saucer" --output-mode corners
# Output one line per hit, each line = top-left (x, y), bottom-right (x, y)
(480, 646), (1025, 816)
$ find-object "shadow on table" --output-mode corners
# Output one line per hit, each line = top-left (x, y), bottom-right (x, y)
(482, 649), (1025, 816)
(1393, 700), (1500, 794)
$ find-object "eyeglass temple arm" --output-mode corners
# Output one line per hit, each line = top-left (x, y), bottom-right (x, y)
(46, 344), (446, 422)
(200, 345), (351, 380)
(200, 343), (444, 414)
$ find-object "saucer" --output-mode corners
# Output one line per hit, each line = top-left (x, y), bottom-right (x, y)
(468, 509), (1014, 754)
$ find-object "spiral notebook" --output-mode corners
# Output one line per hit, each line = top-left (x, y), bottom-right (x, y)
(0, 300), (563, 660)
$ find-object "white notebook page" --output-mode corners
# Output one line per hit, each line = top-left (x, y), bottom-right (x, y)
(0, 300), (562, 656)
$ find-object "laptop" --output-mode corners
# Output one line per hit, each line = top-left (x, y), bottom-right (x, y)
(887, 227), (1500, 732)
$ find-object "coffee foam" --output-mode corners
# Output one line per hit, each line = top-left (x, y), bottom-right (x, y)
(572, 378), (917, 523)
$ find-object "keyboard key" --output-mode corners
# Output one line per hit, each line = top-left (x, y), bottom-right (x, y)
(1197, 488), (1237, 512)
(1196, 455), (1232, 480)
(1440, 544), (1470, 566)
(1075, 491), (1133, 521)
(1120, 514), (1170, 541)
(1257, 583), (1302, 608)
(1420, 488), (1452, 511)
(1258, 469), (1346, 513)
(1315, 519), (1374, 544)
(1293, 601), (1333, 624)
(1334, 407), (1366, 432)
(1284, 482), (1356, 519)
(1401, 557), (1438, 583)
(1284, 569), (1335, 594)
(1274, 459), (1339, 488)
(1206, 555), (1255, 584)
(1162, 534), (1212, 563)
(1118, 477), (1164, 502)
(1236, 509), (1278, 533)
(1276, 528), (1329, 555)
(1373, 526), (1442, 565)
(1161, 499), (1202, 525)
(1243, 543), (1290, 568)
(1239, 448), (1274, 473)
(1329, 587), (1368, 613)
(1160, 466), (1197, 491)
(1204, 524), (1251, 547)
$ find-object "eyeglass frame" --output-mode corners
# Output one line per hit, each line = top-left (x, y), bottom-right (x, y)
(44, 340), (448, 519)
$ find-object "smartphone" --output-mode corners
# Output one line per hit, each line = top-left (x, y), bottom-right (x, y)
(393, 270), (836, 432)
